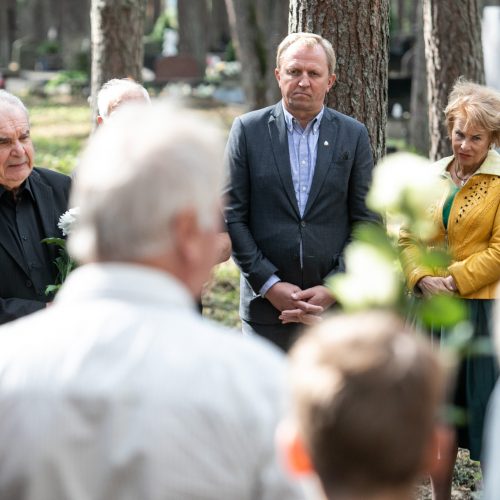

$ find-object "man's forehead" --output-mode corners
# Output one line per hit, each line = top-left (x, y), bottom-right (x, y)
(0, 104), (30, 128)
(281, 43), (328, 65)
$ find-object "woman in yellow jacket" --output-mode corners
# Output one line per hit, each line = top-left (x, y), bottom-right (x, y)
(400, 79), (500, 500)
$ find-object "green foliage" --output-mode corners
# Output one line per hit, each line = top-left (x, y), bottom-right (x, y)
(34, 136), (85, 175)
(44, 70), (88, 95)
(202, 262), (240, 328)
(28, 100), (90, 176)
(417, 295), (468, 329)
(225, 40), (237, 62)
(36, 40), (60, 56)
(145, 10), (176, 42)
(41, 237), (77, 295)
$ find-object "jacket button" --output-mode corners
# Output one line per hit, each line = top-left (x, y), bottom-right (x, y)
(25, 280), (32, 288)
(300, 221), (306, 228)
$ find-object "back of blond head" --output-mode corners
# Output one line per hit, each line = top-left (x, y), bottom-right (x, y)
(69, 100), (224, 263)
(445, 78), (500, 147)
(289, 311), (447, 498)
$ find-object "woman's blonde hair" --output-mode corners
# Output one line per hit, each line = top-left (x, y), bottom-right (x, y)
(445, 78), (500, 148)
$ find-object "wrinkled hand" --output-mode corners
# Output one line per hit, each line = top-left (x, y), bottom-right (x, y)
(417, 276), (456, 298)
(279, 285), (334, 325)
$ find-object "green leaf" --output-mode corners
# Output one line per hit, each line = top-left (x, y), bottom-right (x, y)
(418, 295), (468, 328)
(420, 247), (451, 268)
(45, 284), (61, 295)
(41, 237), (67, 249)
(353, 222), (397, 258)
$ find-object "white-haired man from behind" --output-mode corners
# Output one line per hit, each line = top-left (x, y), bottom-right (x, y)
(96, 77), (151, 125)
(0, 102), (304, 500)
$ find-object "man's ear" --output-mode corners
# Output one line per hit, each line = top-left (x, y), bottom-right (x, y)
(276, 419), (315, 476)
(327, 73), (336, 92)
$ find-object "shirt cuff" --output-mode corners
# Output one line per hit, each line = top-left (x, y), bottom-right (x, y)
(260, 275), (281, 297)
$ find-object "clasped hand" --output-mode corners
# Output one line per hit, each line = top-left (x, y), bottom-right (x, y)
(417, 275), (457, 298)
(265, 282), (335, 325)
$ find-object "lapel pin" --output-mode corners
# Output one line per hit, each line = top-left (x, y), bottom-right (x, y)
(324, 140), (329, 146)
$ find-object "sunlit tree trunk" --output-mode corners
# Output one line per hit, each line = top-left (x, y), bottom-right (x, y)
(289, 0), (390, 164)
(90, 0), (146, 127)
(423, 0), (484, 160)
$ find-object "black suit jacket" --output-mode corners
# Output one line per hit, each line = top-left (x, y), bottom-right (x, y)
(224, 103), (379, 324)
(0, 168), (71, 324)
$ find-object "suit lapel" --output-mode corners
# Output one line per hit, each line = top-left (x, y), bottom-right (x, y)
(0, 201), (30, 276)
(268, 103), (300, 218)
(304, 110), (337, 216)
(30, 170), (59, 241)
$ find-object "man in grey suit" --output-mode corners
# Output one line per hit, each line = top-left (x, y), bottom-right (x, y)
(224, 33), (379, 351)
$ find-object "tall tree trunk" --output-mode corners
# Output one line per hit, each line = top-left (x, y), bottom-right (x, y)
(90, 0), (146, 127)
(209, 0), (230, 52)
(423, 0), (484, 161)
(289, 0), (390, 164)
(225, 0), (288, 110)
(409, 0), (429, 156)
(0, 0), (16, 67)
(177, 0), (208, 75)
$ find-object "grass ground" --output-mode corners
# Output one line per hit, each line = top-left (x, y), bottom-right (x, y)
(29, 95), (482, 499)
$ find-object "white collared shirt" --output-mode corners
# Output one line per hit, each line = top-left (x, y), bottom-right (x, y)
(0, 263), (304, 500)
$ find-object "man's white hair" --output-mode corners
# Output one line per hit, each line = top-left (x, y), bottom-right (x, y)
(68, 100), (224, 263)
(97, 78), (151, 119)
(0, 90), (29, 120)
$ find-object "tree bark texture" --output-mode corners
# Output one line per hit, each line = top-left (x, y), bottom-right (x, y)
(0, 0), (16, 67)
(178, 0), (208, 75)
(423, 0), (484, 161)
(209, 0), (231, 52)
(90, 0), (146, 126)
(409, 0), (429, 156)
(289, 0), (390, 164)
(225, 0), (288, 110)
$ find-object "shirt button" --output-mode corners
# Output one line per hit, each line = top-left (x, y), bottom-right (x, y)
(25, 280), (32, 288)
(301, 160), (306, 165)
(302, 186), (306, 191)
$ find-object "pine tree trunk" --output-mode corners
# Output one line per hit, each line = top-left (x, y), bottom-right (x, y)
(90, 0), (146, 127)
(289, 0), (390, 164)
(423, 0), (484, 161)
(409, 0), (429, 156)
(178, 0), (208, 75)
(209, 0), (230, 52)
(225, 0), (288, 110)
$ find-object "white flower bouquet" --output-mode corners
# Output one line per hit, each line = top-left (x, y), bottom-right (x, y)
(42, 207), (79, 294)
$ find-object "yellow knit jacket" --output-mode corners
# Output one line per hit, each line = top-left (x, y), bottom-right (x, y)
(399, 150), (500, 299)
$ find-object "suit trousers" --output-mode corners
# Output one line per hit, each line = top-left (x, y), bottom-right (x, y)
(241, 320), (303, 352)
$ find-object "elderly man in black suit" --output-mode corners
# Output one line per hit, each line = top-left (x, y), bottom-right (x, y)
(224, 33), (379, 351)
(0, 90), (71, 324)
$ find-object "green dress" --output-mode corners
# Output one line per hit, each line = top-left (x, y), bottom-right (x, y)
(440, 187), (498, 461)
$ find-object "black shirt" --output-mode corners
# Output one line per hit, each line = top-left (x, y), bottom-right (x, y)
(0, 179), (55, 299)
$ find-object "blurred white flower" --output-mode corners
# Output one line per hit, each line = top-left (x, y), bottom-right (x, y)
(58, 207), (80, 236)
(368, 152), (445, 239)
(329, 242), (401, 310)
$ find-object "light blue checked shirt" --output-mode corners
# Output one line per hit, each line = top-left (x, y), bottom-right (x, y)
(260, 102), (324, 297)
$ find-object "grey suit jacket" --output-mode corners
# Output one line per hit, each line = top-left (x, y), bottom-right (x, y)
(224, 102), (379, 324)
(0, 168), (71, 324)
